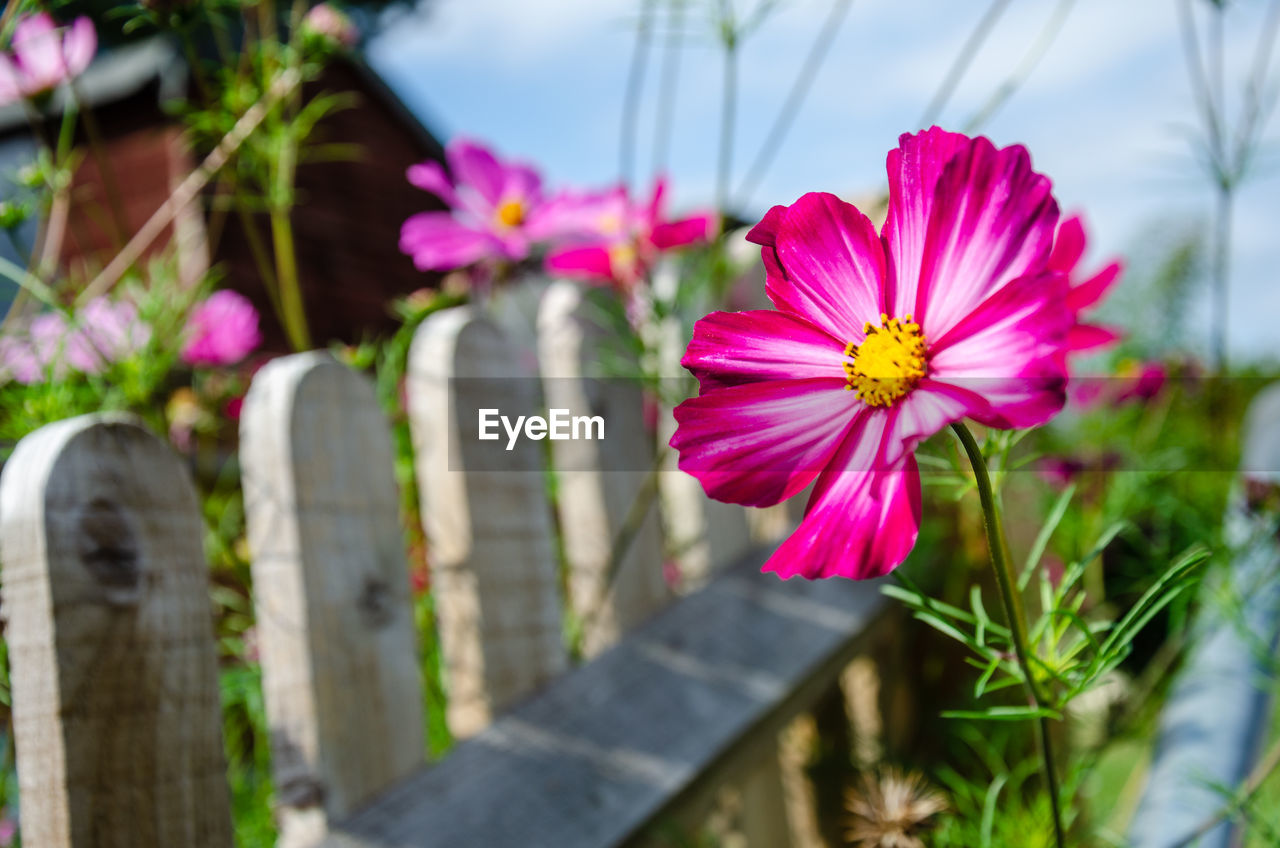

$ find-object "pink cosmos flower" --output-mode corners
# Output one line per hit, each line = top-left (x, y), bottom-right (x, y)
(1049, 214), (1123, 354)
(0, 13), (96, 105)
(182, 290), (262, 366)
(302, 3), (358, 48)
(1114, 360), (1167, 404)
(545, 178), (717, 287)
(670, 128), (1071, 580)
(0, 298), (149, 383)
(1038, 456), (1085, 490)
(400, 138), (574, 271)
(1069, 358), (1168, 408)
(78, 297), (152, 365)
(0, 333), (39, 383)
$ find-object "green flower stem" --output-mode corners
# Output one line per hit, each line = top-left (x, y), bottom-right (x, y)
(952, 421), (1066, 848)
(269, 201), (311, 352)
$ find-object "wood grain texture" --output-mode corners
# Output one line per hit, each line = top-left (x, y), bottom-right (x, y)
(407, 306), (568, 738)
(240, 353), (424, 835)
(538, 281), (669, 656)
(319, 550), (889, 848)
(0, 414), (231, 848)
(653, 307), (752, 593)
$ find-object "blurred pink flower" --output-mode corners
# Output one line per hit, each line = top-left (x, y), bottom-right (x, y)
(1049, 214), (1124, 354)
(302, 3), (358, 48)
(1070, 359), (1168, 408)
(0, 814), (14, 847)
(401, 138), (575, 271)
(79, 297), (152, 364)
(0, 13), (96, 105)
(545, 178), (718, 287)
(0, 333), (39, 383)
(1037, 457), (1085, 490)
(29, 311), (95, 374)
(0, 298), (149, 383)
(182, 290), (262, 366)
(1115, 360), (1167, 404)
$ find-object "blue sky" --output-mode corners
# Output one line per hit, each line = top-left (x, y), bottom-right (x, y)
(368, 0), (1280, 361)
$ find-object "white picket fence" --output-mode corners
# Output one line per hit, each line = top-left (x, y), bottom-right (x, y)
(0, 280), (894, 848)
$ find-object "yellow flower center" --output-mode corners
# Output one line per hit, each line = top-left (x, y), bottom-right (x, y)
(609, 242), (638, 279)
(495, 199), (525, 228)
(843, 314), (928, 407)
(598, 212), (624, 235)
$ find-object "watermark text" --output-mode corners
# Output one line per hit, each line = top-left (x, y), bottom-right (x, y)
(478, 408), (605, 450)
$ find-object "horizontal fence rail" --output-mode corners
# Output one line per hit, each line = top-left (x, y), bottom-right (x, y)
(319, 548), (889, 848)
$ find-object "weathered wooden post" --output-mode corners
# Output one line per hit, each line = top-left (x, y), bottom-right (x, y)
(0, 414), (232, 847)
(241, 353), (424, 845)
(650, 262), (753, 593)
(538, 280), (670, 656)
(406, 306), (568, 738)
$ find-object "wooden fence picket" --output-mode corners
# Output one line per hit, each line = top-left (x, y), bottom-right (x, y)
(406, 306), (568, 739)
(0, 413), (232, 848)
(648, 262), (796, 846)
(240, 353), (424, 842)
(538, 281), (669, 656)
(653, 298), (752, 593)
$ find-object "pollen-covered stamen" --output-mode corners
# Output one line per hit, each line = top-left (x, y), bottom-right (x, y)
(843, 313), (928, 407)
(495, 198), (525, 228)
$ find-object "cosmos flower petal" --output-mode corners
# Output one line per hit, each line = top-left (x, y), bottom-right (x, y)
(62, 17), (96, 77)
(13, 15), (64, 92)
(681, 309), (846, 392)
(406, 161), (458, 206)
(762, 192), (887, 340)
(13, 12), (56, 43)
(887, 131), (1058, 340)
(501, 163), (543, 204)
(647, 177), (668, 228)
(1066, 322), (1122, 353)
(545, 244), (615, 283)
(745, 204), (786, 247)
(399, 212), (497, 271)
(882, 127), (971, 313)
(1066, 260), (1122, 312)
(890, 380), (979, 452)
(0, 336), (40, 384)
(671, 379), (864, 507)
(764, 448), (921, 580)
(1048, 214), (1086, 274)
(651, 211), (717, 250)
(78, 298), (151, 364)
(494, 229), (531, 261)
(927, 270), (1069, 428)
(445, 138), (508, 206)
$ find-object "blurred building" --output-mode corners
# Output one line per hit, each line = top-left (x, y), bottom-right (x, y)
(0, 35), (446, 350)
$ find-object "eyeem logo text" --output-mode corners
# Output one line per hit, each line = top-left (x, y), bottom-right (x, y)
(478, 408), (605, 450)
